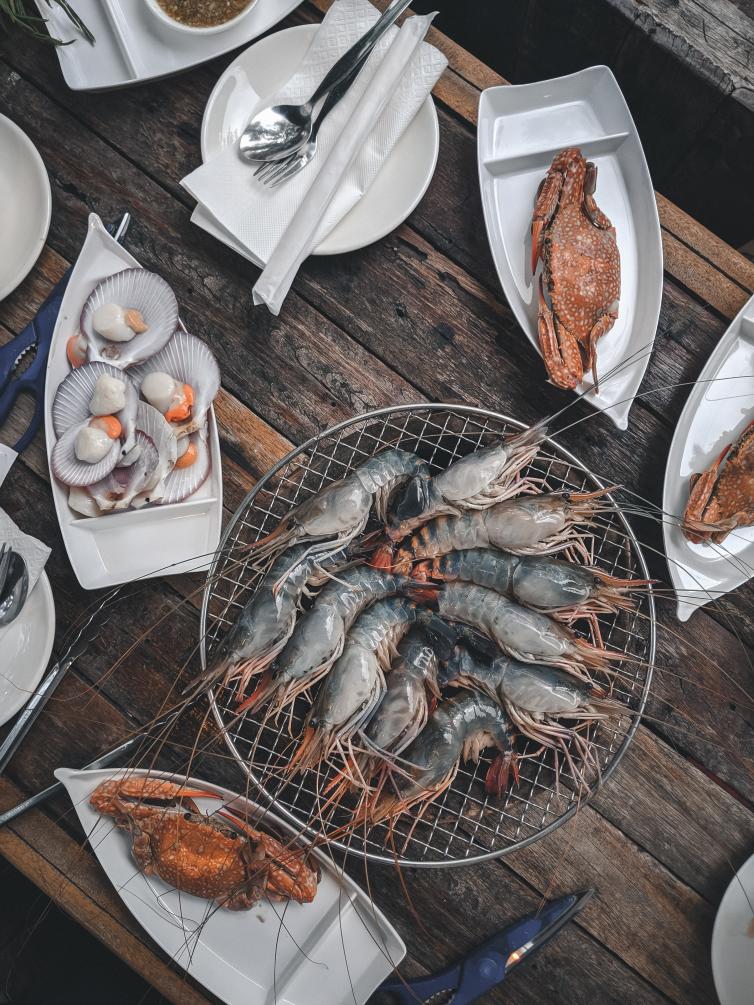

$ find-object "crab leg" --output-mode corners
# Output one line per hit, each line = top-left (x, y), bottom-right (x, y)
(537, 276), (583, 390)
(581, 309), (618, 394)
(531, 169), (564, 274)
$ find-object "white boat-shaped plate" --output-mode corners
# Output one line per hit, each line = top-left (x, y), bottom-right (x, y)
(44, 214), (223, 589)
(662, 293), (754, 621)
(711, 851), (754, 1005)
(56, 767), (406, 1005)
(478, 66), (663, 429)
(37, 0), (304, 91)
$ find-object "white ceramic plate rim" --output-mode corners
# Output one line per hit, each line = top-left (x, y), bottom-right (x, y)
(56, 766), (407, 1005)
(711, 851), (754, 1005)
(0, 571), (55, 727)
(200, 23), (440, 256)
(43, 214), (223, 589)
(476, 65), (663, 429)
(662, 290), (754, 621)
(0, 114), (52, 302)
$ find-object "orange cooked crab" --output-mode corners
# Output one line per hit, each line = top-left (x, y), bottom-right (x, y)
(683, 419), (754, 544)
(531, 147), (620, 392)
(90, 776), (319, 910)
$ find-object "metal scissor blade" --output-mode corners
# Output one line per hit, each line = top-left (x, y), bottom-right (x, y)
(504, 889), (595, 972)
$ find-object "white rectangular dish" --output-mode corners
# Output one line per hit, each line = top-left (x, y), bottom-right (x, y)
(477, 66), (663, 430)
(662, 292), (754, 621)
(37, 0), (304, 91)
(57, 767), (406, 1005)
(44, 214), (223, 589)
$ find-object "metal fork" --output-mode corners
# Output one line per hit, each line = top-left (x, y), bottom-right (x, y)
(254, 60), (363, 189)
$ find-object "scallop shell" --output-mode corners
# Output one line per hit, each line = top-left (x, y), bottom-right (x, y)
(51, 420), (122, 487)
(161, 429), (211, 505)
(81, 268), (179, 369)
(130, 331), (220, 437)
(132, 402), (178, 505)
(52, 361), (139, 455)
(68, 486), (102, 519)
(87, 431), (159, 512)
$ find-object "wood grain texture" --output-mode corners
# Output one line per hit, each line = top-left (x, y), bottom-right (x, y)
(0, 7), (753, 1004)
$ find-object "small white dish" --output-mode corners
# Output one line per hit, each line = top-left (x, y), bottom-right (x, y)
(198, 23), (440, 256)
(35, 0), (304, 91)
(143, 0), (257, 36)
(712, 851), (754, 1005)
(57, 766), (406, 1005)
(44, 214), (223, 590)
(0, 571), (55, 727)
(477, 66), (663, 430)
(0, 115), (52, 302)
(662, 292), (754, 621)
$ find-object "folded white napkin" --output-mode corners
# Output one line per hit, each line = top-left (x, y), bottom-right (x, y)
(0, 508), (50, 628)
(182, 0), (446, 314)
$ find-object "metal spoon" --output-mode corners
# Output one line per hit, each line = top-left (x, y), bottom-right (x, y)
(239, 0), (413, 164)
(0, 551), (28, 628)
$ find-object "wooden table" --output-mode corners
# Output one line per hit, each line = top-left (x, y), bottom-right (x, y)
(1, 4), (753, 1002)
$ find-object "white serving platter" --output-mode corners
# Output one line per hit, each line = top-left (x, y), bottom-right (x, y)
(37, 0), (304, 91)
(57, 767), (406, 1005)
(197, 23), (439, 257)
(662, 292), (754, 621)
(477, 66), (663, 430)
(44, 214), (223, 589)
(712, 851), (754, 1005)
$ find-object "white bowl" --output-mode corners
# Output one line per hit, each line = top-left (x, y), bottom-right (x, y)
(143, 0), (257, 35)
(0, 114), (52, 302)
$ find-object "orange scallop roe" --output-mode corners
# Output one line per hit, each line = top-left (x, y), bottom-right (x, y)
(165, 384), (194, 423)
(66, 335), (87, 368)
(174, 441), (198, 469)
(90, 415), (122, 439)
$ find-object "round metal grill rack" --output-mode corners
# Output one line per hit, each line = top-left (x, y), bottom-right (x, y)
(201, 405), (655, 867)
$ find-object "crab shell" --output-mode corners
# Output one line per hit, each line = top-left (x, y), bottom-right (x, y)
(683, 418), (754, 544)
(81, 268), (179, 369)
(130, 331), (220, 438)
(52, 361), (138, 455)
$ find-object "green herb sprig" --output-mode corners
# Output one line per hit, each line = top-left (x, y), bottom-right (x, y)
(0, 0), (94, 45)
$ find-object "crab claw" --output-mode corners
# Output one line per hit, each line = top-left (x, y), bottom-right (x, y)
(90, 776), (219, 815)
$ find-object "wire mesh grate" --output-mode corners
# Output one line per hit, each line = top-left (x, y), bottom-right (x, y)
(200, 405), (655, 867)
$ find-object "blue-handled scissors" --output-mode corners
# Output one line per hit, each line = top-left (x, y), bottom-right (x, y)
(377, 889), (594, 1004)
(0, 213), (131, 487)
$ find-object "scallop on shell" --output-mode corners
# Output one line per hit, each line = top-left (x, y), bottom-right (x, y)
(87, 430), (160, 512)
(130, 331), (220, 437)
(131, 402), (178, 507)
(52, 361), (138, 455)
(81, 268), (179, 368)
(162, 429), (211, 505)
(51, 421), (122, 487)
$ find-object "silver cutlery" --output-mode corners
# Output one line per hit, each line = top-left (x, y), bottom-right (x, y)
(239, 0), (413, 164)
(254, 61), (363, 188)
(0, 551), (28, 628)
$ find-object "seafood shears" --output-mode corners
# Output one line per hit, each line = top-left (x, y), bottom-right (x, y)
(0, 213), (131, 487)
(378, 889), (593, 1004)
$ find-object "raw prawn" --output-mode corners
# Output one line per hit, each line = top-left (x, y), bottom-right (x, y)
(386, 427), (543, 540)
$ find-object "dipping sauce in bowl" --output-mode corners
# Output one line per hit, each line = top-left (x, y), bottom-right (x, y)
(151, 0), (256, 31)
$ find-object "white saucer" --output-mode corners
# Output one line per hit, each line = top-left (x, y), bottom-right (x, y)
(200, 23), (439, 256)
(0, 571), (55, 727)
(0, 115), (52, 302)
(712, 852), (754, 1005)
